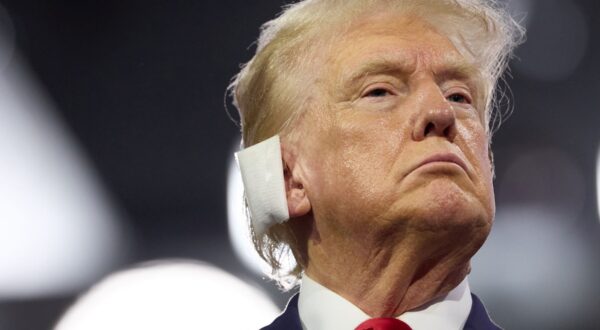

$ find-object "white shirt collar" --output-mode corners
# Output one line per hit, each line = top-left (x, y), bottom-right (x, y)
(298, 275), (472, 330)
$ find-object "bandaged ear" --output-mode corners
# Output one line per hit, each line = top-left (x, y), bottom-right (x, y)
(235, 135), (290, 237)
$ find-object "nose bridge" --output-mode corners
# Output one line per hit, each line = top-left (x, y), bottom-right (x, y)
(417, 75), (448, 109)
(411, 76), (457, 141)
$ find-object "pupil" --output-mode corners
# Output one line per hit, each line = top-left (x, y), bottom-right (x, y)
(450, 94), (463, 102)
(370, 89), (387, 97)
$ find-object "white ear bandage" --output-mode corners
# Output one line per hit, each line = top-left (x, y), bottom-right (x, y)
(235, 135), (290, 237)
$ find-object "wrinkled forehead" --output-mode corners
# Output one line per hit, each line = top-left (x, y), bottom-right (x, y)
(337, 17), (476, 72)
(316, 13), (485, 97)
(325, 11), (479, 61)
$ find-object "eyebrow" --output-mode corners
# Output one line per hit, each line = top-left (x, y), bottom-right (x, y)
(432, 60), (482, 85)
(340, 56), (483, 88)
(341, 58), (414, 88)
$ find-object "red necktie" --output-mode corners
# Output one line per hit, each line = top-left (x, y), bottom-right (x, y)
(355, 318), (412, 330)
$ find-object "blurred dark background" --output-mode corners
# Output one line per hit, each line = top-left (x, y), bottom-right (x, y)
(0, 0), (598, 329)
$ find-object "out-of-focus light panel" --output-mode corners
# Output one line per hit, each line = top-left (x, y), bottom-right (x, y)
(226, 152), (271, 275)
(0, 56), (127, 298)
(55, 261), (279, 330)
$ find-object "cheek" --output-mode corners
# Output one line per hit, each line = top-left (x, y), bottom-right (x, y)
(311, 113), (407, 210)
(457, 122), (495, 212)
(457, 121), (491, 171)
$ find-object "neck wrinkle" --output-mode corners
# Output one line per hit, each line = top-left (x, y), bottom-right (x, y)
(304, 230), (474, 317)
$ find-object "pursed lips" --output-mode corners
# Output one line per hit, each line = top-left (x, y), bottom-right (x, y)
(413, 153), (469, 174)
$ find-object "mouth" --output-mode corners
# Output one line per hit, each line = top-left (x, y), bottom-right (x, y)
(414, 153), (469, 173)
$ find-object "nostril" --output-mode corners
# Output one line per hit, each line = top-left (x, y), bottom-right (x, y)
(443, 126), (450, 137)
(424, 122), (435, 136)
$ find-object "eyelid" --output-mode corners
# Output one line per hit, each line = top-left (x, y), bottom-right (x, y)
(360, 82), (399, 98)
(444, 85), (473, 104)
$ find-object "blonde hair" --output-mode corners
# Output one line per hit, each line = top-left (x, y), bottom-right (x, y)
(229, 0), (524, 289)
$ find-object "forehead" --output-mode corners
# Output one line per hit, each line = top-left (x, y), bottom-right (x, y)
(324, 14), (478, 82)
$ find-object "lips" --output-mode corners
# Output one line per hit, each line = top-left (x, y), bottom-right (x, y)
(415, 153), (468, 173)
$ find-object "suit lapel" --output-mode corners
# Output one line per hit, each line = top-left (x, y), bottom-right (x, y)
(463, 293), (502, 330)
(260, 294), (302, 330)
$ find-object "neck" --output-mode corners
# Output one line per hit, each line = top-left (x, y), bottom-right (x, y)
(303, 227), (485, 317)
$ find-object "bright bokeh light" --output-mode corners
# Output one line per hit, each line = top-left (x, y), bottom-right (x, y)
(55, 261), (279, 330)
(226, 152), (272, 275)
(0, 56), (126, 297)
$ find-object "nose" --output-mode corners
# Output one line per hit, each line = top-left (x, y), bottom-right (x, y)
(412, 90), (457, 142)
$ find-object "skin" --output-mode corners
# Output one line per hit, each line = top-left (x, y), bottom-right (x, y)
(282, 14), (495, 317)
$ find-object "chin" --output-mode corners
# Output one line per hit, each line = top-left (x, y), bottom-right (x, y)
(399, 178), (494, 232)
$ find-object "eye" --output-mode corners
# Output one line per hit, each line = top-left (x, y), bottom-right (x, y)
(364, 88), (393, 98)
(446, 92), (471, 104)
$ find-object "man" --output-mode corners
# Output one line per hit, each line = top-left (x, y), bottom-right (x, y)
(232, 0), (524, 329)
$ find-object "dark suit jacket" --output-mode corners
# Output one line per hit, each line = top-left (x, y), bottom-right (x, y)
(261, 293), (501, 330)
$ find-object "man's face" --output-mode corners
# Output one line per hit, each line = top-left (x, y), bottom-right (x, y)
(296, 14), (495, 244)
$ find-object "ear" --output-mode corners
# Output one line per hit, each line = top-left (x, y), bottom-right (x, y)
(281, 144), (311, 218)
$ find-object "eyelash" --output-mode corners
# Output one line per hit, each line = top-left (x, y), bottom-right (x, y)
(446, 92), (472, 104)
(362, 86), (473, 105)
(363, 87), (394, 98)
